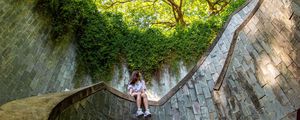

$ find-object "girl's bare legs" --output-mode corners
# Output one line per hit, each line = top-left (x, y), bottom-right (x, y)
(141, 93), (151, 117)
(134, 93), (144, 116)
(141, 93), (149, 110)
(136, 93), (142, 109)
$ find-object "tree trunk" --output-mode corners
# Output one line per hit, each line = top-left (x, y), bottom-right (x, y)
(166, 0), (186, 26)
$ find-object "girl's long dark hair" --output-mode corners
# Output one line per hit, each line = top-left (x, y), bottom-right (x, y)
(130, 71), (140, 84)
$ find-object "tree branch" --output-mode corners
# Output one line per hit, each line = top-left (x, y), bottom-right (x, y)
(179, 0), (183, 10)
(151, 21), (176, 27)
(171, 5), (178, 21)
(167, 0), (179, 8)
(162, 0), (171, 6)
(105, 0), (133, 9)
(206, 0), (231, 15)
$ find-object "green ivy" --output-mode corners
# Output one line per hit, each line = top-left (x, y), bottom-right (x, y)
(36, 0), (245, 82)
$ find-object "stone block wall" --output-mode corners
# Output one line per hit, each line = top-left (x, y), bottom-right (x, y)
(54, 1), (260, 120)
(55, 88), (218, 120)
(0, 1), (77, 105)
(56, 90), (138, 120)
(214, 0), (300, 119)
(1, 0), (300, 119)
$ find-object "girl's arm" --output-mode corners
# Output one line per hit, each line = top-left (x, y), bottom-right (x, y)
(129, 88), (133, 96)
(141, 80), (146, 93)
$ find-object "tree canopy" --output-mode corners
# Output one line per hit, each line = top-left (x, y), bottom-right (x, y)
(97, 0), (232, 28)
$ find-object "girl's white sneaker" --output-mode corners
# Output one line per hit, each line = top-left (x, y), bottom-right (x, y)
(144, 110), (151, 118)
(136, 109), (144, 117)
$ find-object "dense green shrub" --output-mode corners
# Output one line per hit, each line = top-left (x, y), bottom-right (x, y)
(36, 0), (245, 82)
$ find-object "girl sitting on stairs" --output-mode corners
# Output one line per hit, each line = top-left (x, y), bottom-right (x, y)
(128, 70), (152, 118)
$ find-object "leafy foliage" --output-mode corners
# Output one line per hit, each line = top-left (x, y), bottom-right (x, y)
(97, 0), (242, 28)
(36, 0), (245, 82)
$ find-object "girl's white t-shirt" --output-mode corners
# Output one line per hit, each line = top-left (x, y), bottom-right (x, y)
(128, 80), (146, 92)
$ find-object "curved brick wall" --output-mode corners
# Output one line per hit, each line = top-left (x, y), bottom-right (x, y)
(0, 0), (299, 119)
(0, 1), (77, 105)
(214, 0), (300, 119)
(54, 0), (300, 119)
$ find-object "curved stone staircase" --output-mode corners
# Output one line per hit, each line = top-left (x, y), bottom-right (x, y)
(1, 0), (300, 119)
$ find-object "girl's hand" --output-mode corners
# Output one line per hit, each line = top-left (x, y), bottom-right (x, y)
(130, 92), (141, 96)
(141, 89), (145, 93)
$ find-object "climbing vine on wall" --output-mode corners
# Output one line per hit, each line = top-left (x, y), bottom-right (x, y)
(35, 0), (245, 82)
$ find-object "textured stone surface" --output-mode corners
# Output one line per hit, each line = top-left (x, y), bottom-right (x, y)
(1, 0), (300, 120)
(47, 0), (300, 119)
(0, 1), (77, 105)
(54, 0), (261, 119)
(0, 89), (79, 120)
(214, 0), (300, 119)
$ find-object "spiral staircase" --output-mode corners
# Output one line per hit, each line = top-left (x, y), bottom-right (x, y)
(1, 0), (300, 119)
